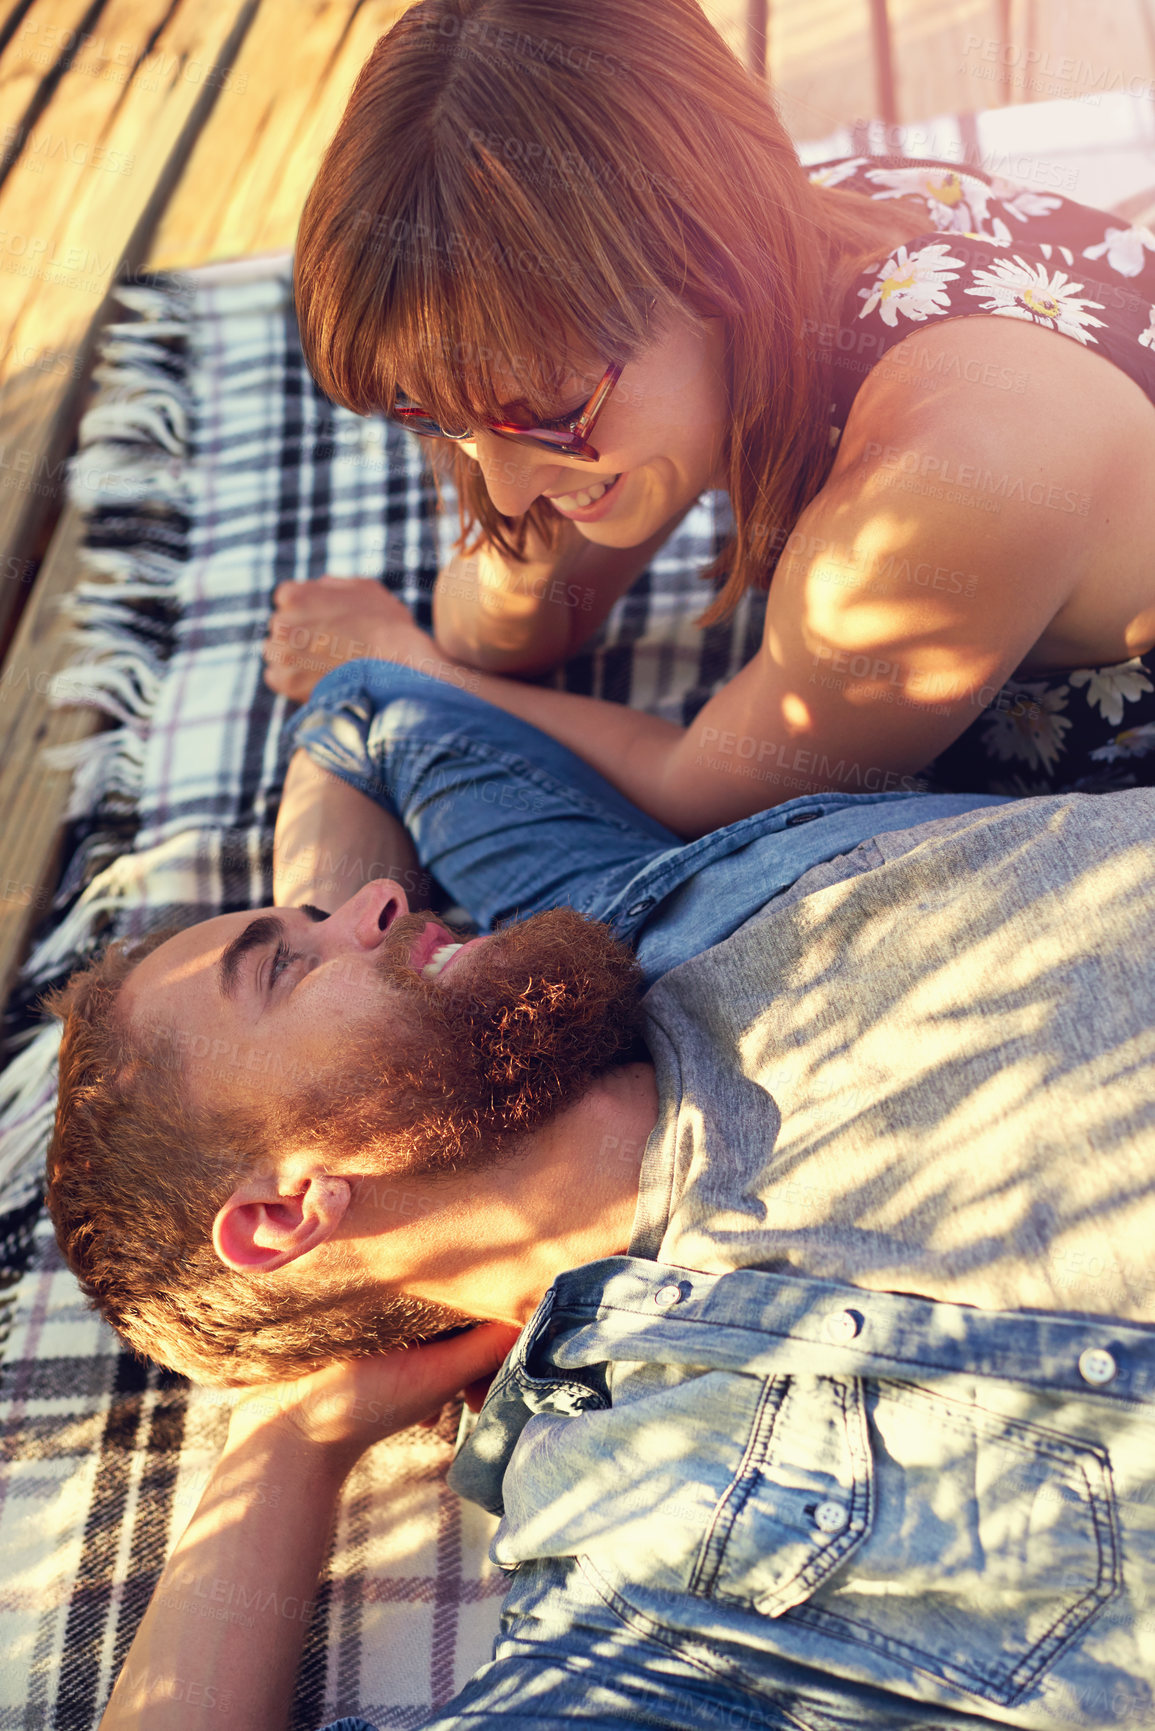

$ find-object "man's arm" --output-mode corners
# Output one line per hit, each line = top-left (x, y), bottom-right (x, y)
(100, 1327), (519, 1731)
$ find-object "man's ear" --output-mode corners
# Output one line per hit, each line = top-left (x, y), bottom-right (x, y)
(212, 1174), (351, 1273)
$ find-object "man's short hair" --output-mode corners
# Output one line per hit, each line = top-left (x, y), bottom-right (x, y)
(45, 931), (470, 1386)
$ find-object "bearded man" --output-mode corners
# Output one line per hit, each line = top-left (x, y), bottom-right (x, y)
(47, 663), (1155, 1730)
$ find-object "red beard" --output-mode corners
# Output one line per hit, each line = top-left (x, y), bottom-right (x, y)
(287, 904), (645, 1177)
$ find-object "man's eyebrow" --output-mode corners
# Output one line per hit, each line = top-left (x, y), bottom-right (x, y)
(217, 914), (285, 1003)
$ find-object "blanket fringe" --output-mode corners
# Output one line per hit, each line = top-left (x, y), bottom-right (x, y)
(0, 1024), (62, 1214)
(0, 272), (194, 1210)
(21, 849), (152, 988)
(44, 284), (192, 882)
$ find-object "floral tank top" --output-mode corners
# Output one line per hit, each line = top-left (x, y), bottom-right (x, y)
(806, 155), (1155, 796)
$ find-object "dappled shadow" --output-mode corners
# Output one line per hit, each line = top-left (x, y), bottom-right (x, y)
(651, 792), (1155, 1324)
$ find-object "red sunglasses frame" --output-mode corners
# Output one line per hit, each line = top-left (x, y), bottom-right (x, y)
(389, 361), (623, 464)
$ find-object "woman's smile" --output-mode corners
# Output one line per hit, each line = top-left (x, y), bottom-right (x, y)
(546, 471), (626, 520)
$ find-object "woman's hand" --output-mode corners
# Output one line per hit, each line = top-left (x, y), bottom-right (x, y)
(228, 1321), (522, 1478)
(262, 576), (442, 703)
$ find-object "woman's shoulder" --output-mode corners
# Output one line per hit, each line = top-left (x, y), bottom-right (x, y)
(838, 309), (1145, 469)
(823, 310), (1155, 641)
(811, 154), (1155, 439)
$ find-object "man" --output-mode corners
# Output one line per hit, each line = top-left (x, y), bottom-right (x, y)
(49, 664), (1155, 1728)
(49, 660), (1004, 1382)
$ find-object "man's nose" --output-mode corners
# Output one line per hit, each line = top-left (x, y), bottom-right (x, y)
(322, 879), (411, 955)
(464, 432), (566, 517)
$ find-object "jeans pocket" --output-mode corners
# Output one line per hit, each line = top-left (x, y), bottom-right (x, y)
(787, 1379), (1122, 1708)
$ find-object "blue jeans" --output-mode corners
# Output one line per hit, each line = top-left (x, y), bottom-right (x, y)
(289, 661), (1005, 985)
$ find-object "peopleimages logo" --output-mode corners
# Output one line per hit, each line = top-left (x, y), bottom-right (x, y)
(960, 33), (1155, 101)
(421, 13), (628, 79)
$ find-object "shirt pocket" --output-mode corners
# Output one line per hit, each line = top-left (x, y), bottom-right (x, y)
(495, 1372), (873, 1602)
(700, 1375), (1121, 1710)
(689, 1372), (873, 1611)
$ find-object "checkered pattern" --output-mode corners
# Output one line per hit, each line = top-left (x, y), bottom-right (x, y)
(0, 249), (749, 1728)
(0, 1218), (507, 1730)
(2, 91), (1150, 1724)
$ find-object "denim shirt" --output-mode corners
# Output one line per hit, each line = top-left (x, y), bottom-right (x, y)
(438, 1255), (1155, 1729)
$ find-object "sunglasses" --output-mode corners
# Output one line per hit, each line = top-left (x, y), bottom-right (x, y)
(388, 361), (623, 463)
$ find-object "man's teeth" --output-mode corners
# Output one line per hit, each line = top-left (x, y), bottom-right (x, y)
(552, 474), (619, 511)
(422, 942), (464, 980)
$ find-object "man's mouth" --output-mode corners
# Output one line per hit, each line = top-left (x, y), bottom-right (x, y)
(406, 921), (490, 980)
(406, 920), (458, 976)
(422, 942), (464, 980)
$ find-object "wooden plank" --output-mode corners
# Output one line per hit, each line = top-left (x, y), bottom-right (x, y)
(746, 0), (769, 79)
(868, 0), (899, 123)
(0, 501), (105, 1004)
(0, 0), (106, 143)
(764, 0), (878, 140)
(146, 0), (411, 271)
(0, 0), (258, 653)
(884, 0), (1001, 132)
(247, 0), (414, 258)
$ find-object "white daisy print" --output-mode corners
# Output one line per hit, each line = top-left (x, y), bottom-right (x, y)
(982, 681), (1071, 772)
(1069, 659), (1154, 726)
(963, 255), (1106, 345)
(808, 158), (868, 189)
(858, 243), (966, 327)
(865, 166), (994, 235)
(1090, 721), (1155, 764)
(986, 177), (1064, 222)
(1082, 224), (1155, 278)
(1036, 242), (1075, 265)
(961, 218), (1013, 247)
(1139, 304), (1155, 350)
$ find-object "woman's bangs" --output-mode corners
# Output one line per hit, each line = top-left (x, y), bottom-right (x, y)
(384, 282), (574, 432)
(382, 238), (638, 432)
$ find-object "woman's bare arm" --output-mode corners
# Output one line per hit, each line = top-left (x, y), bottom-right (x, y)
(261, 509), (695, 704)
(274, 749), (431, 910)
(322, 329), (1100, 833)
(266, 320), (1143, 837)
(432, 505), (695, 676)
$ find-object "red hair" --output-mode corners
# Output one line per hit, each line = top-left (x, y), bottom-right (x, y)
(293, 0), (925, 625)
(44, 934), (468, 1385)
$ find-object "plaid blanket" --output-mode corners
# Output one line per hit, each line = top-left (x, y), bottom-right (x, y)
(0, 251), (750, 1729)
(1, 92), (1150, 1726)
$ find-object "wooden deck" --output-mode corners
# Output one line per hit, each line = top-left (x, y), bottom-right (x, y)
(0, 0), (1153, 1011)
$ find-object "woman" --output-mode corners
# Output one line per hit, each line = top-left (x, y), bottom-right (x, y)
(265, 0), (1155, 837)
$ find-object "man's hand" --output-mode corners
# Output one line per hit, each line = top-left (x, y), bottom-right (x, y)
(101, 1323), (521, 1731)
(227, 1321), (522, 1475)
(262, 576), (440, 703)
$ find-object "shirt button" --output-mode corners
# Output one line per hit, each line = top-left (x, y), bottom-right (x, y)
(653, 1283), (684, 1309)
(1078, 1346), (1117, 1386)
(626, 898), (655, 917)
(814, 1501), (848, 1533)
(824, 1309), (862, 1343)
